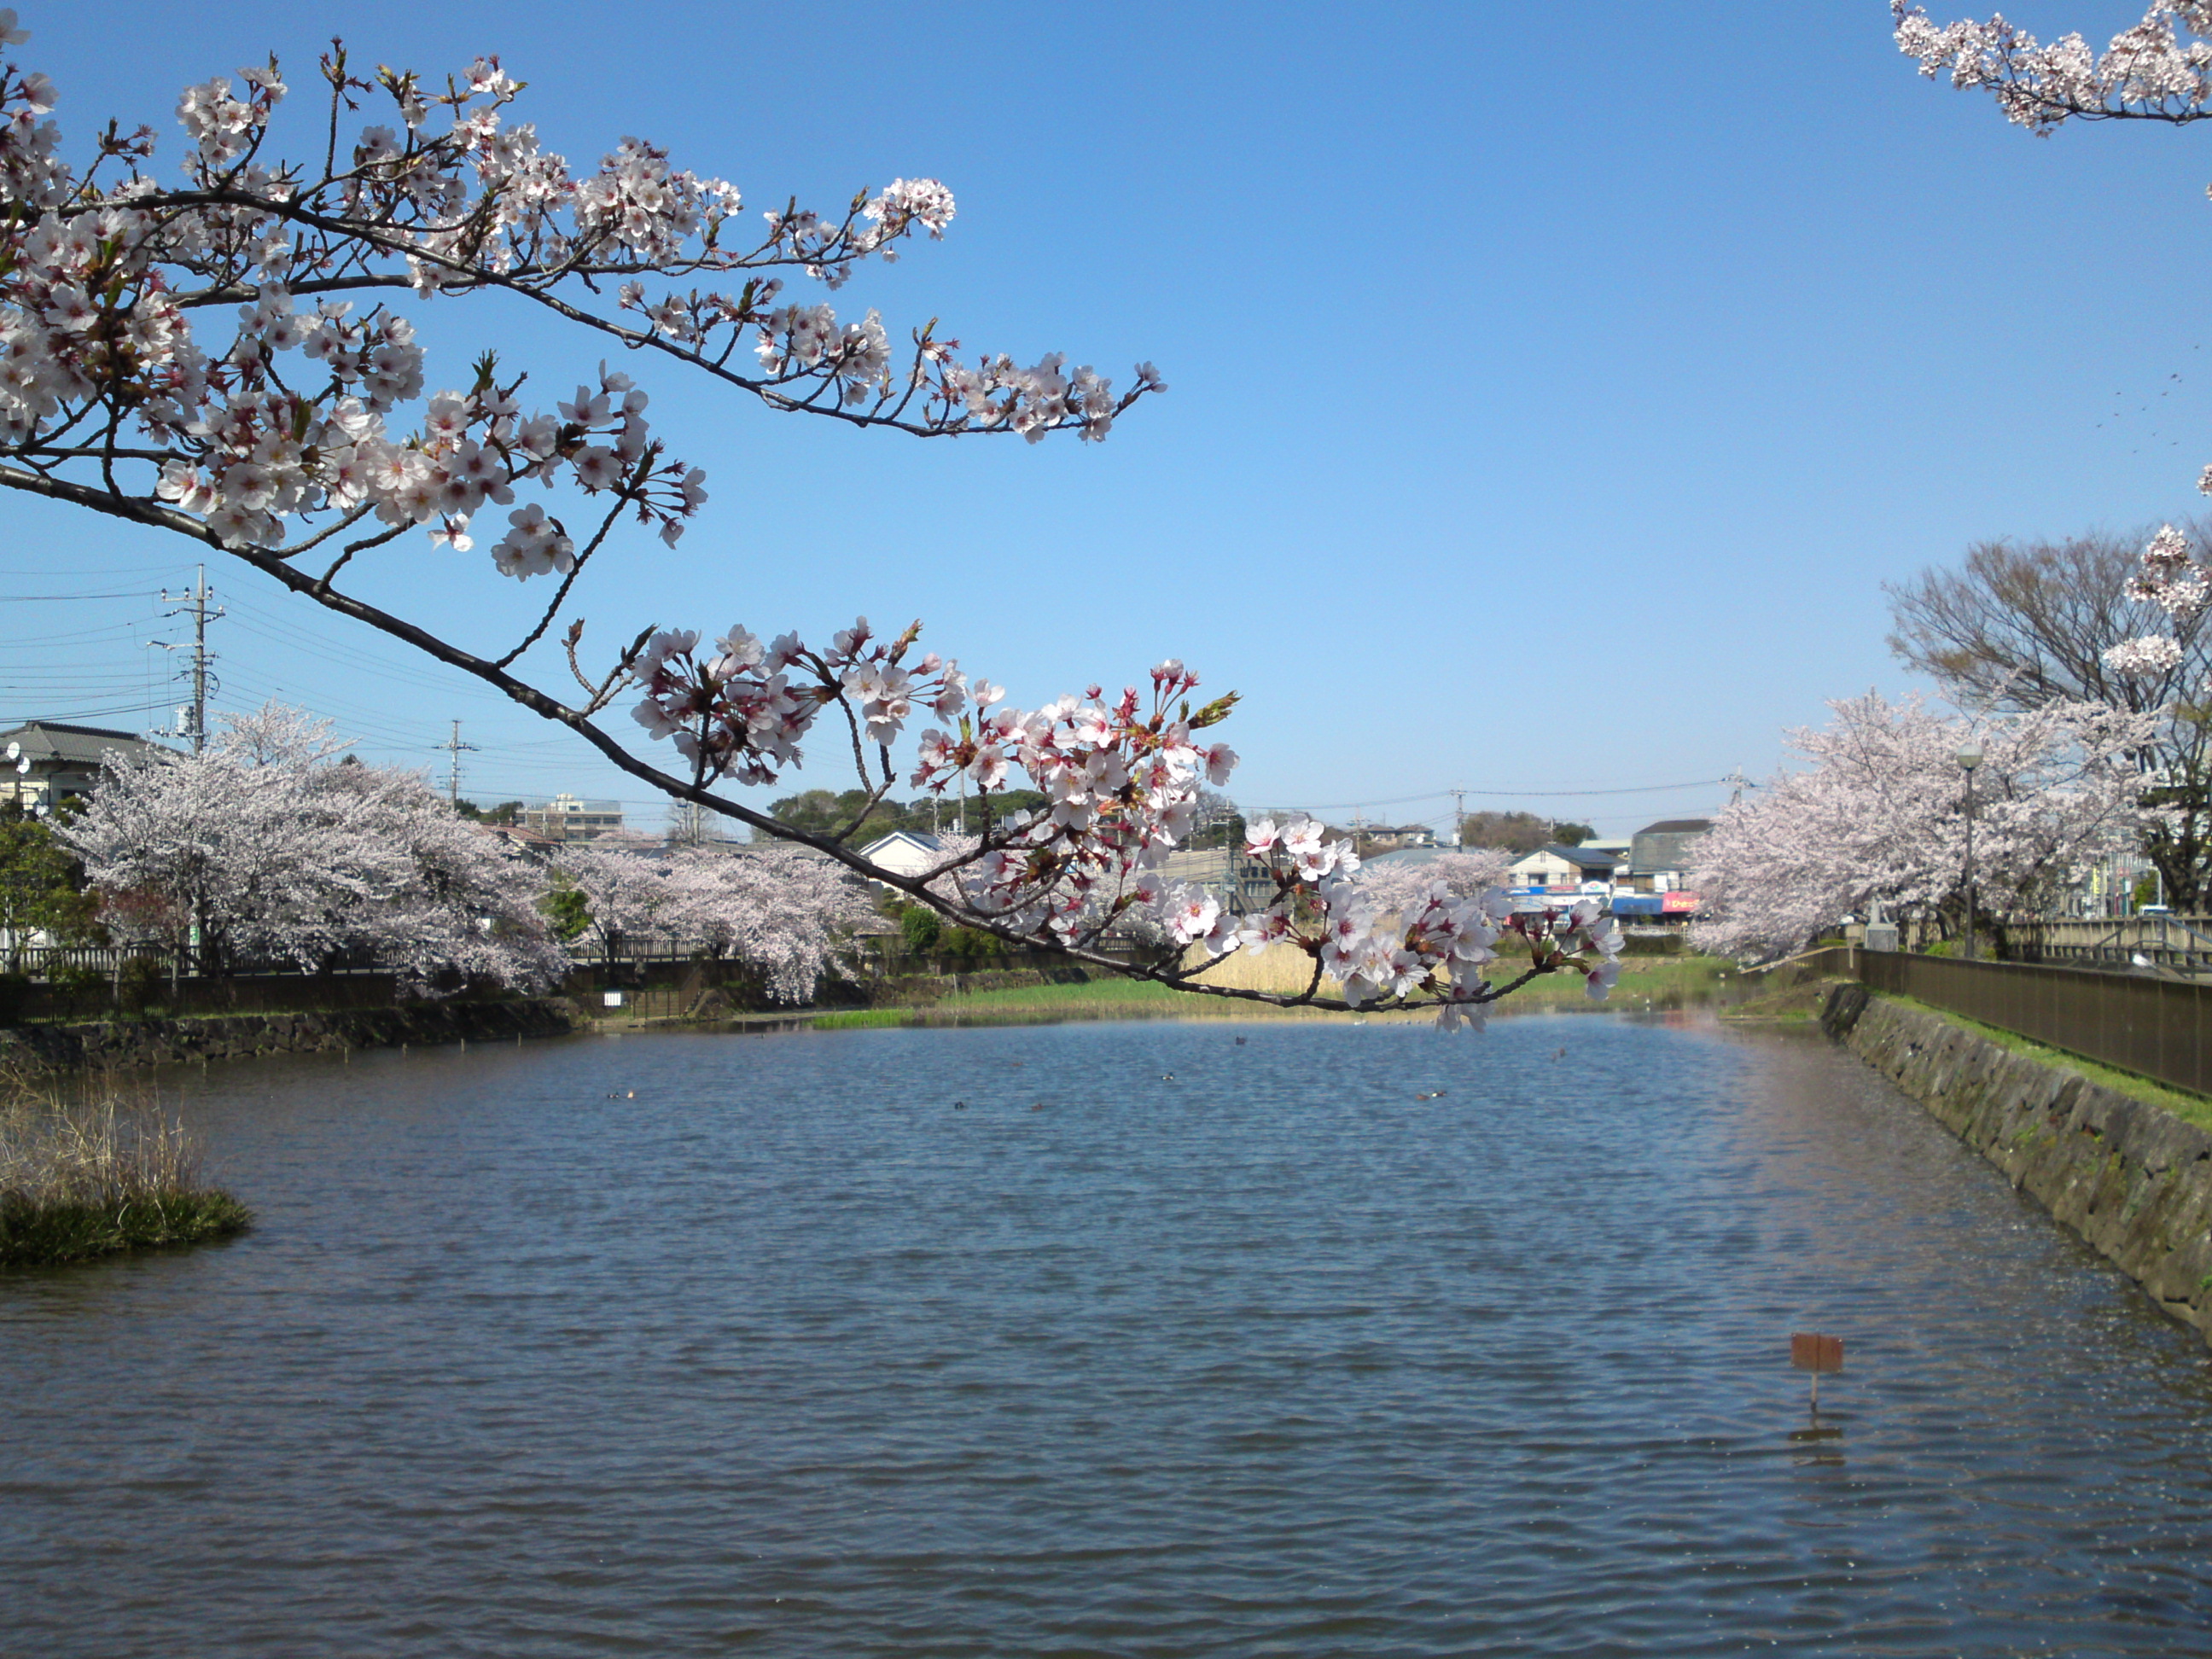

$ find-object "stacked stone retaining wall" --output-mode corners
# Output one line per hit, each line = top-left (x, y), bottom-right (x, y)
(1823, 982), (2212, 1344)
(0, 996), (578, 1074)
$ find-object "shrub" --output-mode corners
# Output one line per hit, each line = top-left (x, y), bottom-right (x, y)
(940, 925), (1004, 968)
(117, 957), (165, 1016)
(46, 963), (105, 1015)
(899, 905), (943, 953)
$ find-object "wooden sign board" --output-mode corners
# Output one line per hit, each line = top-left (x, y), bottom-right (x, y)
(1790, 1332), (1844, 1373)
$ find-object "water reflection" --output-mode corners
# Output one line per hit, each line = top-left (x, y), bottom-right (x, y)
(3, 1015), (2210, 1656)
(1787, 1419), (1847, 1469)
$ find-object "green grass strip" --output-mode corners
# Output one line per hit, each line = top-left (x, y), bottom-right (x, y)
(814, 956), (1737, 1030)
(1877, 991), (2212, 1131)
(0, 1189), (252, 1267)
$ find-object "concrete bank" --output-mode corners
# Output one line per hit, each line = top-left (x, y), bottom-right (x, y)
(0, 996), (579, 1074)
(1822, 982), (2212, 1344)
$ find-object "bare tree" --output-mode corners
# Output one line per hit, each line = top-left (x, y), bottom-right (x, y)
(1885, 527), (2212, 909)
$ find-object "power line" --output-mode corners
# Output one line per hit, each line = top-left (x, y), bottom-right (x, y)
(0, 588), (165, 601)
(1295, 777), (1730, 812)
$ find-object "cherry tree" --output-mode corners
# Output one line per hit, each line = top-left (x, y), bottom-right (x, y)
(62, 702), (568, 989)
(1352, 848), (1516, 918)
(1689, 692), (2158, 961)
(666, 846), (877, 1004)
(548, 839), (671, 968)
(553, 841), (877, 1002)
(0, 12), (1610, 1024)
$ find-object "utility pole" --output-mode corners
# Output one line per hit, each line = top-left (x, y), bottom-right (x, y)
(1724, 768), (1750, 806)
(437, 719), (480, 806)
(154, 565), (224, 753)
(1449, 788), (1467, 846)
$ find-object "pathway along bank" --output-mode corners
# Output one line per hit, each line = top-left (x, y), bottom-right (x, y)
(1822, 982), (2212, 1346)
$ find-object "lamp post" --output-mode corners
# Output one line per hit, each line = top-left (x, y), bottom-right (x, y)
(1956, 740), (1984, 961)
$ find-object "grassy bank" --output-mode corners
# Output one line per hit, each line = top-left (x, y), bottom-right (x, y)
(0, 1077), (250, 1266)
(815, 952), (1737, 1030)
(1877, 992), (2212, 1132)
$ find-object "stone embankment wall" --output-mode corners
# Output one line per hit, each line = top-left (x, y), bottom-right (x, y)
(0, 996), (577, 1075)
(1823, 983), (2212, 1344)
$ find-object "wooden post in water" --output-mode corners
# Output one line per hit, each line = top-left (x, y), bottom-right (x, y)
(1791, 1332), (1844, 1411)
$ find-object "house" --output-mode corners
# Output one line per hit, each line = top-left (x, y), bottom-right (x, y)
(1627, 818), (1712, 892)
(1157, 847), (1279, 915)
(1506, 843), (1624, 893)
(0, 720), (169, 814)
(521, 793), (626, 841)
(1356, 824), (1435, 853)
(857, 829), (951, 882)
(473, 822), (564, 860)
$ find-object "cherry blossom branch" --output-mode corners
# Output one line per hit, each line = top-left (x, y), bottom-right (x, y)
(0, 16), (1633, 1026)
(1895, 2), (2212, 132)
(491, 492), (626, 668)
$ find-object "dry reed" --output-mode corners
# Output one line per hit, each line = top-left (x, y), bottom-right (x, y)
(0, 1071), (249, 1265)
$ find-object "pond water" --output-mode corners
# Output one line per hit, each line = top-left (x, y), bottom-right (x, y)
(5, 1014), (2212, 1656)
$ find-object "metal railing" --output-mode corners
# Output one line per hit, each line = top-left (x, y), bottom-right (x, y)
(1858, 951), (2212, 1097)
(2006, 913), (2212, 977)
(3, 943), (389, 980)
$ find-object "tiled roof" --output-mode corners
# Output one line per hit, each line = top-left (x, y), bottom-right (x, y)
(0, 720), (169, 770)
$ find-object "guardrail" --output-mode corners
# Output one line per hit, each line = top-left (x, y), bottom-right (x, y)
(1857, 950), (2212, 1097)
(3, 944), (391, 981)
(2008, 913), (2212, 977)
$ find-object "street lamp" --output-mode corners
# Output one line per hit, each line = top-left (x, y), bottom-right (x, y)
(1956, 740), (1984, 962)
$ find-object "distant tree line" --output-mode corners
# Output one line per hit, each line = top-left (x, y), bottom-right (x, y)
(1452, 812), (1595, 853)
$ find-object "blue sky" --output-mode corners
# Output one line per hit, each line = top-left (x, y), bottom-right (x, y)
(8, 2), (2212, 837)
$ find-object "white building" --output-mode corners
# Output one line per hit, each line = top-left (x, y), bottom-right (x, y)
(521, 793), (626, 841)
(1505, 843), (1627, 893)
(856, 830), (950, 882)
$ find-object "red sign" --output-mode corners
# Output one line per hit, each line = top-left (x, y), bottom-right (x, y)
(1790, 1332), (1844, 1373)
(1661, 891), (1700, 913)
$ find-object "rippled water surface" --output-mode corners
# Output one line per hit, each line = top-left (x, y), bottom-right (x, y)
(7, 1015), (2212, 1656)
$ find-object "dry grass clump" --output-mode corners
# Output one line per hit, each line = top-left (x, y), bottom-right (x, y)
(0, 1072), (249, 1266)
(1178, 941), (1344, 998)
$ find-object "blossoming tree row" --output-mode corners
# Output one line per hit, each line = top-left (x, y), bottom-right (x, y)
(1687, 692), (2158, 961)
(60, 702), (885, 1000)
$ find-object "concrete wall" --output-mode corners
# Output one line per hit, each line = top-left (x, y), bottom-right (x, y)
(1823, 982), (2212, 1345)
